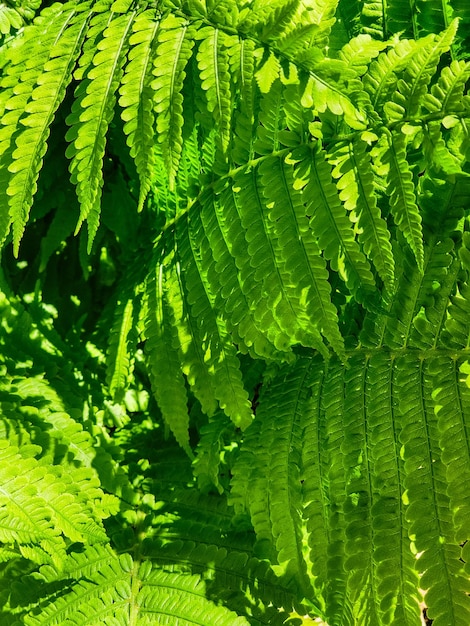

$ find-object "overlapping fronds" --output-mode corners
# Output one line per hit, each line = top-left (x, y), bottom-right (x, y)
(1, 0), (470, 625)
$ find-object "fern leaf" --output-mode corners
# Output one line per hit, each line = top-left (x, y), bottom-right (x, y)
(254, 49), (281, 94)
(193, 411), (233, 494)
(429, 357), (470, 545)
(162, 237), (219, 417)
(442, 231), (470, 349)
(301, 58), (366, 129)
(152, 14), (195, 187)
(199, 188), (281, 360)
(65, 11), (135, 251)
(219, 182), (294, 354)
(295, 144), (375, 304)
(253, 77), (284, 152)
(367, 353), (421, 624)
(363, 38), (417, 115)
(177, 214), (253, 430)
(329, 139), (395, 293)
(299, 357), (329, 597)
(6, 9), (89, 257)
(384, 20), (458, 122)
(106, 295), (139, 404)
(119, 9), (160, 211)
(259, 155), (344, 356)
(423, 58), (470, 114)
(25, 544), (250, 625)
(341, 354), (382, 623)
(397, 355), (470, 626)
(374, 131), (424, 271)
(416, 0), (451, 36)
(230, 359), (314, 595)
(0, 440), (108, 569)
(338, 33), (387, 75)
(144, 258), (192, 456)
(333, 140), (394, 290)
(0, 3), (71, 248)
(197, 25), (232, 151)
(361, 0), (417, 39)
(317, 360), (351, 626)
(239, 0), (299, 42)
(304, 0), (339, 53)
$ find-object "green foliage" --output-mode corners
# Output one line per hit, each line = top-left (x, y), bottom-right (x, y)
(0, 0), (470, 624)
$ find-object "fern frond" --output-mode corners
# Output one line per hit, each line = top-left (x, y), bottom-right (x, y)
(106, 294), (139, 404)
(329, 138), (395, 293)
(65, 10), (136, 251)
(416, 0), (451, 36)
(294, 145), (380, 309)
(152, 14), (195, 187)
(423, 58), (470, 114)
(338, 33), (387, 75)
(397, 355), (470, 626)
(429, 356), (470, 546)
(365, 353), (420, 625)
(19, 541), (252, 625)
(177, 214), (253, 430)
(301, 58), (366, 129)
(230, 358), (314, 596)
(341, 354), (381, 623)
(384, 19), (458, 122)
(0, 2), (72, 248)
(161, 235), (219, 417)
(6, 8), (89, 257)
(259, 155), (344, 355)
(144, 256), (192, 456)
(304, 0), (339, 53)
(196, 25), (232, 151)
(0, 439), (108, 569)
(441, 231), (470, 349)
(374, 131), (424, 271)
(363, 38), (417, 115)
(199, 188), (281, 360)
(218, 181), (294, 354)
(193, 411), (233, 494)
(119, 9), (159, 211)
(239, 0), (300, 43)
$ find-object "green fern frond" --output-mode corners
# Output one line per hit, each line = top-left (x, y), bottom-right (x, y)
(0, 438), (109, 569)
(119, 8), (160, 211)
(301, 58), (366, 129)
(230, 358), (315, 596)
(176, 213), (254, 429)
(196, 25), (233, 151)
(384, 19), (458, 122)
(397, 354), (470, 626)
(293, 145), (380, 309)
(152, 14), (195, 187)
(239, 0), (300, 43)
(258, 154), (344, 355)
(65, 10), (136, 250)
(329, 138), (395, 293)
(363, 38), (417, 114)
(0, 2), (72, 249)
(217, 182), (294, 355)
(161, 235), (219, 417)
(106, 294), (139, 403)
(373, 131), (424, 271)
(199, 188), (281, 360)
(193, 411), (233, 494)
(6, 7), (89, 257)
(144, 255), (192, 456)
